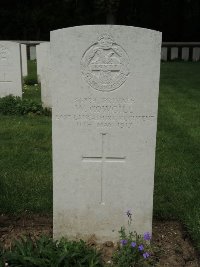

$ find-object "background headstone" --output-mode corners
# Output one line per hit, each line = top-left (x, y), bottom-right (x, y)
(0, 41), (22, 98)
(182, 47), (189, 61)
(192, 47), (200, 61)
(30, 45), (36, 60)
(171, 47), (178, 60)
(37, 42), (51, 108)
(36, 45), (41, 83)
(161, 47), (167, 61)
(51, 25), (162, 242)
(20, 44), (28, 76)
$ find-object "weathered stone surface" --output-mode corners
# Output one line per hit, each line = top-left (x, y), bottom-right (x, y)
(30, 45), (36, 60)
(20, 44), (28, 77)
(171, 47), (178, 60)
(36, 42), (51, 107)
(161, 47), (167, 61)
(36, 45), (42, 83)
(193, 47), (200, 61)
(182, 47), (189, 61)
(0, 41), (22, 98)
(51, 25), (161, 242)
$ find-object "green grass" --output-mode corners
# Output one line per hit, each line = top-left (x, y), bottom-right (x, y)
(1, 236), (103, 267)
(23, 60), (39, 87)
(28, 60), (37, 77)
(0, 115), (52, 213)
(154, 62), (200, 248)
(23, 84), (41, 103)
(0, 60), (51, 213)
(0, 62), (200, 249)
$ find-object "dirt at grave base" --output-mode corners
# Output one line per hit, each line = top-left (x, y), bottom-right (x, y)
(0, 215), (199, 267)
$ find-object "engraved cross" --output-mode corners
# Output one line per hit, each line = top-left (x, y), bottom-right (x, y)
(82, 133), (126, 204)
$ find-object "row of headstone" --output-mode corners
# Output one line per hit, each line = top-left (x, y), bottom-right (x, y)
(1, 26), (162, 242)
(161, 46), (200, 61)
(1, 40), (198, 103)
(37, 43), (200, 109)
(0, 40), (51, 107)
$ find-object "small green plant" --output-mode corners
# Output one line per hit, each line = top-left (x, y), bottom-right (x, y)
(1, 235), (103, 267)
(24, 74), (38, 85)
(112, 210), (159, 267)
(0, 95), (51, 116)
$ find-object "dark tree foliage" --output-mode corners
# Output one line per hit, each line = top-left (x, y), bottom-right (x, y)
(0, 0), (199, 41)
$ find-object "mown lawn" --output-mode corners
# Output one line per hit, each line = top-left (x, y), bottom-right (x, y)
(0, 62), (200, 248)
(154, 62), (200, 248)
(0, 115), (52, 213)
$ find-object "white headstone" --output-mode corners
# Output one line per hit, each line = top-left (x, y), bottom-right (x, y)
(37, 42), (51, 107)
(51, 25), (162, 242)
(20, 44), (28, 76)
(182, 47), (189, 61)
(171, 47), (178, 60)
(30, 45), (36, 60)
(36, 45), (41, 83)
(161, 47), (167, 61)
(0, 41), (22, 98)
(192, 47), (200, 61)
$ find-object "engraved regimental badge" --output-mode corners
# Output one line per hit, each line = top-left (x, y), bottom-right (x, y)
(81, 33), (130, 92)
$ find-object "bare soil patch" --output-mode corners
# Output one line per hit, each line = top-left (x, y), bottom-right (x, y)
(0, 215), (199, 266)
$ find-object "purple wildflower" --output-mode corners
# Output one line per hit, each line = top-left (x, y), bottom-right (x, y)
(144, 232), (151, 241)
(143, 252), (150, 259)
(144, 232), (151, 240)
(120, 239), (128, 245)
(138, 244), (144, 251)
(131, 242), (136, 248)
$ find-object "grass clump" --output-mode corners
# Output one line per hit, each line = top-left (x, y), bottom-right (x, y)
(24, 74), (38, 86)
(1, 235), (103, 267)
(23, 83), (41, 103)
(0, 95), (50, 116)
